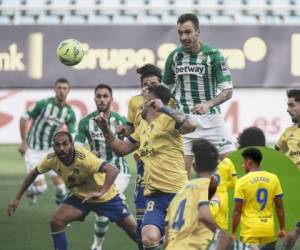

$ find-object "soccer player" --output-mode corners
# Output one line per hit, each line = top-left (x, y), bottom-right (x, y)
(75, 84), (130, 250)
(232, 147), (286, 249)
(211, 157), (237, 231)
(165, 138), (232, 250)
(117, 64), (176, 249)
(18, 78), (76, 204)
(276, 89), (300, 170)
(284, 221), (300, 249)
(7, 131), (137, 250)
(238, 126), (266, 149)
(94, 84), (197, 250)
(120, 64), (164, 136)
(163, 13), (235, 175)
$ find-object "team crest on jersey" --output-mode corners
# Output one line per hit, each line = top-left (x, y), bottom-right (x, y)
(75, 150), (86, 160)
(175, 65), (205, 76)
(220, 61), (230, 76)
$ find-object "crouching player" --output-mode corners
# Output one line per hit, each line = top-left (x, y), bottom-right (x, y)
(7, 131), (137, 250)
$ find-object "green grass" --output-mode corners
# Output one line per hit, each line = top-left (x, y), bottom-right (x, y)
(0, 145), (137, 250)
(1, 145), (300, 249)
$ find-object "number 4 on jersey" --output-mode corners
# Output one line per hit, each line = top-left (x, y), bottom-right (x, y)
(172, 199), (187, 230)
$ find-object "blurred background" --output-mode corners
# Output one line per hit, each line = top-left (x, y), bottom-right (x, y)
(0, 1), (300, 249)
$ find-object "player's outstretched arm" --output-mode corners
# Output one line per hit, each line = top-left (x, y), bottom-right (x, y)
(149, 99), (197, 134)
(82, 163), (119, 203)
(274, 197), (286, 238)
(94, 113), (138, 156)
(7, 168), (40, 216)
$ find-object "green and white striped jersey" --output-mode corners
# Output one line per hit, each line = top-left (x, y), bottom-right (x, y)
(24, 97), (76, 151)
(75, 111), (130, 175)
(163, 43), (232, 115)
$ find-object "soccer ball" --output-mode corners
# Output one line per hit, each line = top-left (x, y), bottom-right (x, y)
(56, 39), (84, 66)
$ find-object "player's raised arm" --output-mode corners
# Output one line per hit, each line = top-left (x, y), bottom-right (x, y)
(82, 162), (119, 203)
(93, 113), (139, 156)
(149, 98), (197, 134)
(7, 168), (40, 216)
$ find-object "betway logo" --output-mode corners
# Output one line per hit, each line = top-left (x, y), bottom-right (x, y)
(175, 65), (205, 76)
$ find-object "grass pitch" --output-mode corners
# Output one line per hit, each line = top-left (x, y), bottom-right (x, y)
(1, 145), (299, 249)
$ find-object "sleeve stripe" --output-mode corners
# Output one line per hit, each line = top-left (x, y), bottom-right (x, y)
(98, 162), (107, 173)
(127, 136), (137, 144)
(198, 201), (209, 207)
(126, 121), (134, 127)
(275, 194), (283, 198)
(234, 198), (244, 203)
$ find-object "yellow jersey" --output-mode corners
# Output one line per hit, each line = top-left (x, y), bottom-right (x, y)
(127, 94), (144, 129)
(211, 157), (237, 230)
(165, 178), (213, 250)
(276, 124), (300, 170)
(36, 146), (118, 203)
(130, 114), (187, 196)
(234, 171), (283, 239)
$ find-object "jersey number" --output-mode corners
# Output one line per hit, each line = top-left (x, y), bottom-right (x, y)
(171, 199), (186, 230)
(256, 188), (268, 210)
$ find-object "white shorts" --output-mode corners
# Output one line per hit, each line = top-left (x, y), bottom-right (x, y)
(184, 120), (236, 156)
(115, 172), (130, 199)
(24, 148), (57, 182)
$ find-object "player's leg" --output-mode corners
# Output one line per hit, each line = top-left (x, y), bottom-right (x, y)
(91, 173), (131, 250)
(183, 137), (194, 178)
(91, 194), (137, 244)
(50, 195), (90, 250)
(116, 214), (137, 241)
(50, 172), (67, 205)
(24, 149), (48, 204)
(135, 159), (147, 249)
(141, 193), (175, 250)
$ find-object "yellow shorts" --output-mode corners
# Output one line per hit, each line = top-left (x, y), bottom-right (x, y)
(240, 236), (276, 244)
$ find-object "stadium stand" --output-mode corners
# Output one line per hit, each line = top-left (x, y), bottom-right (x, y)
(0, 0), (300, 25)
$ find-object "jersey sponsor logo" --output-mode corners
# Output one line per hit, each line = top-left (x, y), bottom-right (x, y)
(175, 65), (205, 76)
(91, 131), (104, 140)
(289, 150), (300, 157)
(45, 115), (65, 126)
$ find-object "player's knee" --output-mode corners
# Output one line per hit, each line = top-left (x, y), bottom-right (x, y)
(50, 215), (65, 231)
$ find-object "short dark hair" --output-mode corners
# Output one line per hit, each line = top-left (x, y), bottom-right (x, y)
(94, 83), (113, 96)
(55, 78), (69, 86)
(136, 64), (162, 83)
(239, 126), (266, 149)
(241, 147), (262, 165)
(177, 13), (200, 31)
(192, 139), (219, 173)
(287, 89), (300, 102)
(53, 131), (73, 143)
(147, 84), (171, 105)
